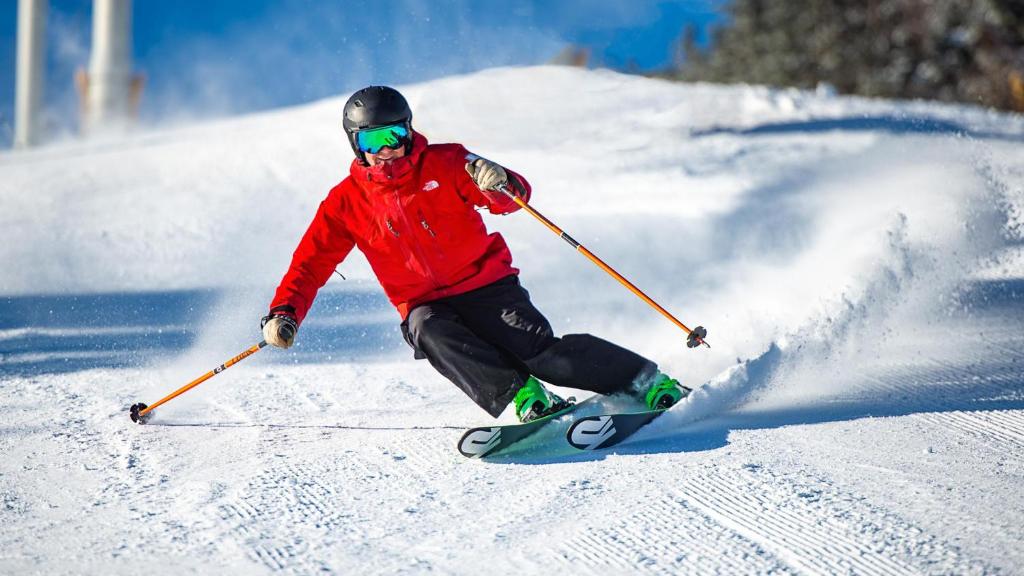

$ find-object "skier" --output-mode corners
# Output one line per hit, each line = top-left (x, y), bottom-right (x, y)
(262, 85), (690, 422)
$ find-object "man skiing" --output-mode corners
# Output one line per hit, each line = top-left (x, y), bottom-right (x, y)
(262, 85), (690, 422)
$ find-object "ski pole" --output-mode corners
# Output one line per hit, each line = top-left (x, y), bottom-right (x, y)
(498, 181), (709, 349)
(130, 340), (268, 424)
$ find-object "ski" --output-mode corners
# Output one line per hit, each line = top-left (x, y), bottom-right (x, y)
(458, 400), (584, 458)
(565, 408), (666, 451)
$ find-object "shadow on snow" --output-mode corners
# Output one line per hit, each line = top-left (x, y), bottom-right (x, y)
(3, 280), (1021, 462)
(690, 114), (1024, 142)
(0, 288), (406, 376)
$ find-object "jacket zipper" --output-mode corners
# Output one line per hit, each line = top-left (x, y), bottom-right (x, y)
(393, 191), (444, 292)
(419, 211), (437, 238)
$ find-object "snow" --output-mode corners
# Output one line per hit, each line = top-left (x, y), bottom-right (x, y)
(2, 65), (1023, 574)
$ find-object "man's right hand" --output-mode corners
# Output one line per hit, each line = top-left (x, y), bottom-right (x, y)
(261, 313), (298, 349)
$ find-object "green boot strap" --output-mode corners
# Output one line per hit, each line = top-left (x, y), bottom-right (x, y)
(645, 375), (684, 410)
(514, 376), (549, 417)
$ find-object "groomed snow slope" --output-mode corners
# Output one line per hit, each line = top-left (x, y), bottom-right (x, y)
(2, 66), (1023, 574)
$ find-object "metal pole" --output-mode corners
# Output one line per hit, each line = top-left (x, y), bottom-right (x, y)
(85, 0), (133, 133)
(14, 0), (47, 148)
(130, 341), (268, 423)
(498, 182), (709, 349)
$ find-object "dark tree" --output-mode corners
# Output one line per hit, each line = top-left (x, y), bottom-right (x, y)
(672, 0), (1024, 112)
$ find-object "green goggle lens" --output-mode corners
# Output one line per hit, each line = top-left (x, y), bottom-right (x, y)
(355, 124), (410, 154)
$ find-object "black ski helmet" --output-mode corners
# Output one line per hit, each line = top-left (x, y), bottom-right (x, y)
(343, 86), (413, 165)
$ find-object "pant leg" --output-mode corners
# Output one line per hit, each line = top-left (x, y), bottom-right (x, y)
(446, 276), (558, 362)
(402, 299), (527, 418)
(449, 276), (656, 396)
(525, 334), (655, 395)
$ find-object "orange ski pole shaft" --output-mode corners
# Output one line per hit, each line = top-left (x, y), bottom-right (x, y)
(498, 182), (709, 349)
(130, 341), (268, 423)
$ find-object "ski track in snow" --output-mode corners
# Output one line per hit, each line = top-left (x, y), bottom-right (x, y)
(555, 491), (791, 575)
(680, 466), (982, 575)
(2, 66), (1024, 574)
(916, 409), (1024, 453)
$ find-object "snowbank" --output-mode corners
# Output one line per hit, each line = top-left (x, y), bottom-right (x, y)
(2, 66), (1024, 574)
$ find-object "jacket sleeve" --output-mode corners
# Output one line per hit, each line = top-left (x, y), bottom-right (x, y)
(454, 148), (532, 215)
(269, 191), (355, 325)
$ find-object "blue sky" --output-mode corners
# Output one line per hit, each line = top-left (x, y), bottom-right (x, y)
(0, 0), (723, 146)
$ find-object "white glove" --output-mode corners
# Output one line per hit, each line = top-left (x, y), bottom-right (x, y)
(465, 157), (508, 192)
(261, 315), (297, 349)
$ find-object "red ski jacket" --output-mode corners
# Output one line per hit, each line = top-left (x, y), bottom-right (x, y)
(270, 132), (531, 323)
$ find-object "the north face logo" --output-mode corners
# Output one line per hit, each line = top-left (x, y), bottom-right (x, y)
(423, 180), (439, 191)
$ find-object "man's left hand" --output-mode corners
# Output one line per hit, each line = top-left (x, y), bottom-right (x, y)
(465, 157), (508, 192)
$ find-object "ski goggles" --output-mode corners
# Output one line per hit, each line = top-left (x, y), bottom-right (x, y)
(355, 123), (410, 154)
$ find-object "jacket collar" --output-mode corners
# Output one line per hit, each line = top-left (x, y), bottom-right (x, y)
(350, 131), (428, 191)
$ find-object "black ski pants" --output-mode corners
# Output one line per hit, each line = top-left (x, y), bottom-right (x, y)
(401, 275), (655, 417)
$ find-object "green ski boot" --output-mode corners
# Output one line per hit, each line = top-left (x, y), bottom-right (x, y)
(642, 373), (692, 410)
(514, 376), (571, 423)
